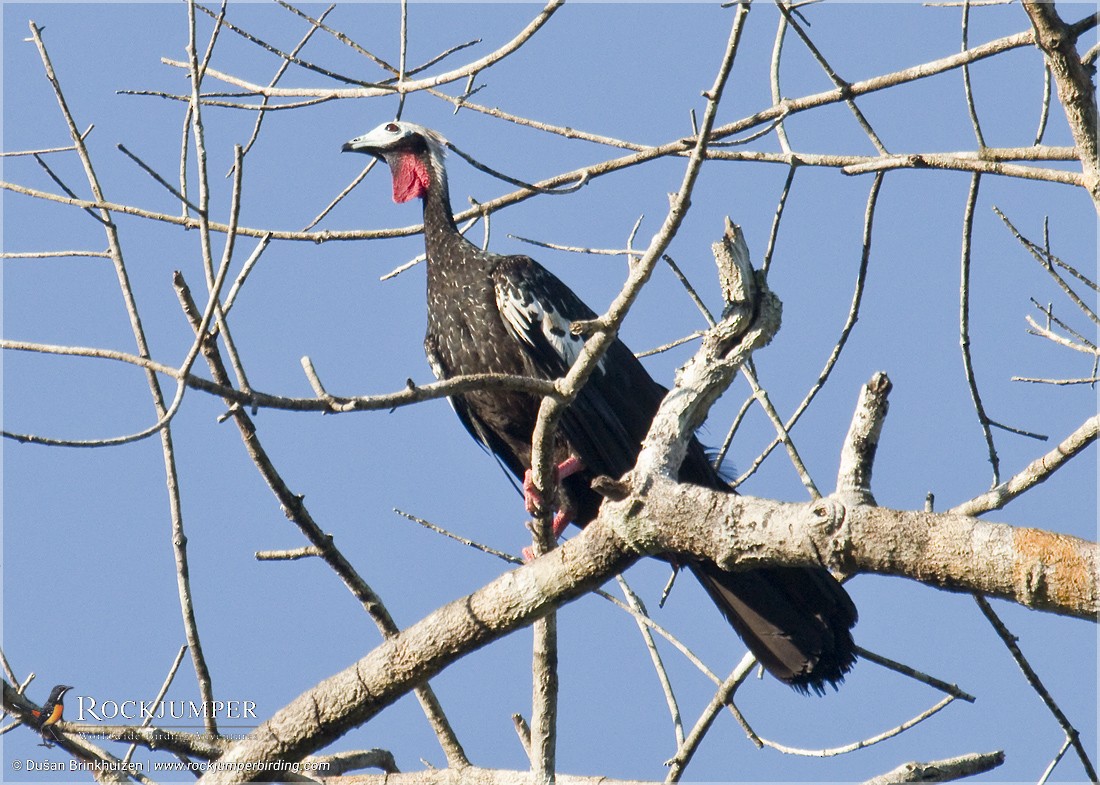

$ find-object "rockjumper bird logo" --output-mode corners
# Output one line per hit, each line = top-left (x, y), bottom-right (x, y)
(76, 695), (257, 722)
(29, 684), (72, 748)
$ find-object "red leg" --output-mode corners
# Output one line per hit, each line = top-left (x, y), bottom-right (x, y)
(522, 456), (585, 515)
(556, 455), (584, 480)
(550, 507), (572, 538)
(522, 468), (541, 515)
(521, 457), (584, 560)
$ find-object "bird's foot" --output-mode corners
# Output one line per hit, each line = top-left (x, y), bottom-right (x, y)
(522, 456), (584, 515)
(521, 508), (573, 562)
(521, 457), (583, 560)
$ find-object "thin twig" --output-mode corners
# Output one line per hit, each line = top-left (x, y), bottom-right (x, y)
(994, 207), (1100, 325)
(615, 576), (684, 749)
(509, 235), (634, 257)
(1013, 374), (1100, 385)
(769, 4), (793, 154)
(960, 0), (988, 147)
(1035, 64), (1053, 145)
(854, 646), (975, 701)
(737, 173), (883, 486)
(274, 0), (395, 72)
(174, 275), (470, 767)
(951, 415), (1099, 515)
(776, 0), (889, 154)
(117, 143), (202, 213)
(662, 255), (716, 327)
(760, 164), (798, 277)
(396, 0), (408, 118)
(393, 509), (522, 564)
(635, 332), (706, 359)
(29, 17), (220, 732)
(740, 363), (821, 498)
(1037, 735), (1074, 785)
(255, 546), (324, 561)
(973, 595), (1097, 780)
(222, 235), (272, 315)
(959, 174), (1001, 487)
(229, 3), (339, 164)
(0, 123), (91, 157)
(121, 646), (189, 767)
(0, 650), (18, 687)
(749, 694), (960, 757)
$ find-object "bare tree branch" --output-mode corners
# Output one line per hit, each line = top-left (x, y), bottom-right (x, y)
(952, 415), (1099, 516)
(27, 16), (219, 726)
(973, 595), (1097, 780)
(860, 750), (1005, 784)
(1022, 3), (1100, 211)
(174, 274), (470, 768)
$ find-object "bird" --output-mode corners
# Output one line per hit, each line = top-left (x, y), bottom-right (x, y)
(343, 121), (857, 693)
(30, 684), (72, 747)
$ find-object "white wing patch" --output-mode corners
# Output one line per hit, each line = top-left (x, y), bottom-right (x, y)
(495, 281), (602, 372)
(424, 346), (447, 382)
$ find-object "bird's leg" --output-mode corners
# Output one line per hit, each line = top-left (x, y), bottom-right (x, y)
(550, 506), (573, 539)
(522, 456), (584, 515)
(521, 456), (584, 560)
(37, 728), (58, 748)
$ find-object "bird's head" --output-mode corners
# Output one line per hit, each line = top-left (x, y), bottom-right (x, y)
(342, 121), (448, 204)
(46, 685), (73, 704)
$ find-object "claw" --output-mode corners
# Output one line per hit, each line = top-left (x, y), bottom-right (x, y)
(521, 509), (572, 562)
(520, 457), (584, 559)
(522, 468), (542, 515)
(522, 456), (584, 515)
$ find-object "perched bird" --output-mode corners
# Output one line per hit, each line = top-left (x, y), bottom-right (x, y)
(30, 684), (72, 747)
(343, 121), (857, 692)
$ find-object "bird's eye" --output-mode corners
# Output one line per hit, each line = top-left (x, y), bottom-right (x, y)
(385, 122), (400, 133)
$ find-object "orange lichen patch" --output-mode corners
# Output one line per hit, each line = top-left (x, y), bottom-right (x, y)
(1013, 527), (1096, 616)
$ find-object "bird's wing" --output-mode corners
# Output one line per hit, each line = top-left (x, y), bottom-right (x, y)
(424, 332), (527, 485)
(492, 256), (670, 480)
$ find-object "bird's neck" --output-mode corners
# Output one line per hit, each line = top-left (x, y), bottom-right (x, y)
(421, 168), (479, 266)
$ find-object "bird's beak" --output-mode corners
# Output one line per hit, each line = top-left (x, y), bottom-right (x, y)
(341, 133), (385, 158)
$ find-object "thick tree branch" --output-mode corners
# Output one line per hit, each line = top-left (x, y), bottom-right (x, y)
(604, 482), (1097, 620)
(1022, 3), (1100, 210)
(860, 750), (1005, 784)
(836, 372), (892, 506)
(194, 468), (1093, 782)
(195, 521), (637, 784)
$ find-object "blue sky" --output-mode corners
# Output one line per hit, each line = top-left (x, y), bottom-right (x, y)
(2, 2), (1097, 782)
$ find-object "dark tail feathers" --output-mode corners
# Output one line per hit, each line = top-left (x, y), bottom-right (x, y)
(688, 560), (857, 694)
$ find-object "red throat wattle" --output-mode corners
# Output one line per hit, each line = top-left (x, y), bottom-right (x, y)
(390, 152), (431, 203)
